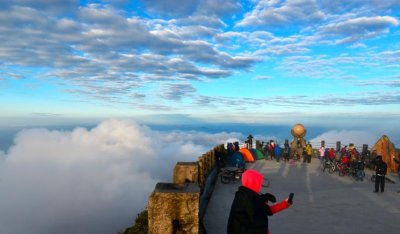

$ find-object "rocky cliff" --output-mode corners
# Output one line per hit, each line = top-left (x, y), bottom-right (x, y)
(370, 135), (399, 172)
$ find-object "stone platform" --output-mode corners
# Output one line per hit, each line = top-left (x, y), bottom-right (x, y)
(203, 159), (400, 234)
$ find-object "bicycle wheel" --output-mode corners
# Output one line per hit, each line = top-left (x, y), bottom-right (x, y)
(328, 164), (335, 174)
(338, 166), (345, 176)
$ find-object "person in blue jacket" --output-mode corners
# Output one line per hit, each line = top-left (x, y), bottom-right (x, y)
(274, 144), (282, 162)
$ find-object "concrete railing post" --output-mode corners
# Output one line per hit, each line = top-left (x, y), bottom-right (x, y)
(336, 141), (341, 152)
(173, 162), (199, 184)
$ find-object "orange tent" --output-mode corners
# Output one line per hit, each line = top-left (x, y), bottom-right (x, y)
(239, 148), (255, 162)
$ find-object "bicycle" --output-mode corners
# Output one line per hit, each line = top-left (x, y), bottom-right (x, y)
(220, 167), (245, 184)
(337, 162), (350, 177)
(322, 160), (336, 174)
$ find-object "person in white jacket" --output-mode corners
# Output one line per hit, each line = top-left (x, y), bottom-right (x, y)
(319, 146), (325, 160)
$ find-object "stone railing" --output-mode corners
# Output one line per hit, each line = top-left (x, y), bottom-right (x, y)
(147, 144), (226, 234)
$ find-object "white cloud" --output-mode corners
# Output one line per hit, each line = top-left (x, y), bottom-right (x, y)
(142, 0), (240, 18)
(159, 82), (197, 101)
(0, 1), (259, 107)
(310, 130), (378, 149)
(236, 0), (326, 27)
(0, 119), (236, 234)
(321, 16), (399, 44)
(253, 75), (272, 80)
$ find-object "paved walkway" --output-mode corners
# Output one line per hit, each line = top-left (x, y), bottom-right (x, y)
(203, 158), (400, 234)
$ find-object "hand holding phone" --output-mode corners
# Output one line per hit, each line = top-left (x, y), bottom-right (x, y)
(288, 193), (294, 204)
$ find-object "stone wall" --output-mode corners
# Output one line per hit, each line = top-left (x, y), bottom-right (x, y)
(148, 183), (200, 234)
(147, 144), (226, 234)
(173, 162), (199, 184)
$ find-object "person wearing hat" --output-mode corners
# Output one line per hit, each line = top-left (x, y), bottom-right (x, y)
(227, 169), (292, 234)
(373, 155), (387, 193)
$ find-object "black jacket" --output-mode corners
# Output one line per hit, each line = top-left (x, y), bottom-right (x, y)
(374, 159), (387, 176)
(227, 186), (273, 234)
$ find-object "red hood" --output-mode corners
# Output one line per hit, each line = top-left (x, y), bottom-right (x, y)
(242, 169), (263, 193)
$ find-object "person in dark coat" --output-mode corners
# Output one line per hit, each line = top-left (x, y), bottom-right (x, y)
(227, 169), (291, 234)
(283, 142), (290, 161)
(373, 155), (387, 193)
(269, 140), (275, 160)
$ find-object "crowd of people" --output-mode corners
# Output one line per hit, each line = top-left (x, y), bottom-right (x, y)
(320, 144), (368, 181)
(260, 141), (397, 193)
(318, 144), (396, 193)
(261, 140), (314, 163)
(225, 139), (399, 233)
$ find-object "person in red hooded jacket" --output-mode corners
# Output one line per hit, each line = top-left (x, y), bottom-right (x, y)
(328, 148), (335, 161)
(227, 169), (292, 234)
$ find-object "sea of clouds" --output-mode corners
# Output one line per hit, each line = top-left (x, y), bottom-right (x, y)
(0, 119), (242, 234)
(309, 130), (378, 149)
(0, 119), (388, 234)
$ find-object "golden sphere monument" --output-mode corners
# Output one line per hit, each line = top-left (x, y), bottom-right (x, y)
(290, 123), (307, 159)
(291, 123), (306, 138)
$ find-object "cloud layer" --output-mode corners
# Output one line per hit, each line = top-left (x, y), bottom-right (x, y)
(0, 119), (241, 234)
(310, 130), (378, 149)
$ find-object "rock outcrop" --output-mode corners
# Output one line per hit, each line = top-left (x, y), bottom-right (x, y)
(370, 135), (399, 172)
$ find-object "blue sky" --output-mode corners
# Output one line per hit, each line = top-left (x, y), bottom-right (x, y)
(1, 0), (400, 128)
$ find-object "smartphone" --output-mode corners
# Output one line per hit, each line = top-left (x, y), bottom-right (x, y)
(288, 193), (294, 204)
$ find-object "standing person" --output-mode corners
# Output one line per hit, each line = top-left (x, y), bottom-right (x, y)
(227, 169), (292, 234)
(328, 148), (335, 161)
(373, 155), (387, 193)
(319, 145), (325, 161)
(269, 140), (275, 160)
(340, 145), (348, 157)
(283, 141), (290, 161)
(305, 142), (313, 163)
(355, 158), (365, 182)
(264, 142), (270, 160)
(275, 144), (282, 162)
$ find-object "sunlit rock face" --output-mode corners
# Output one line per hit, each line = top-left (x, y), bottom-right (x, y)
(371, 135), (398, 172)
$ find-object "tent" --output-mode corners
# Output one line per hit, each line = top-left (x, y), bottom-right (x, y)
(230, 151), (245, 168)
(239, 148), (255, 162)
(250, 149), (265, 160)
